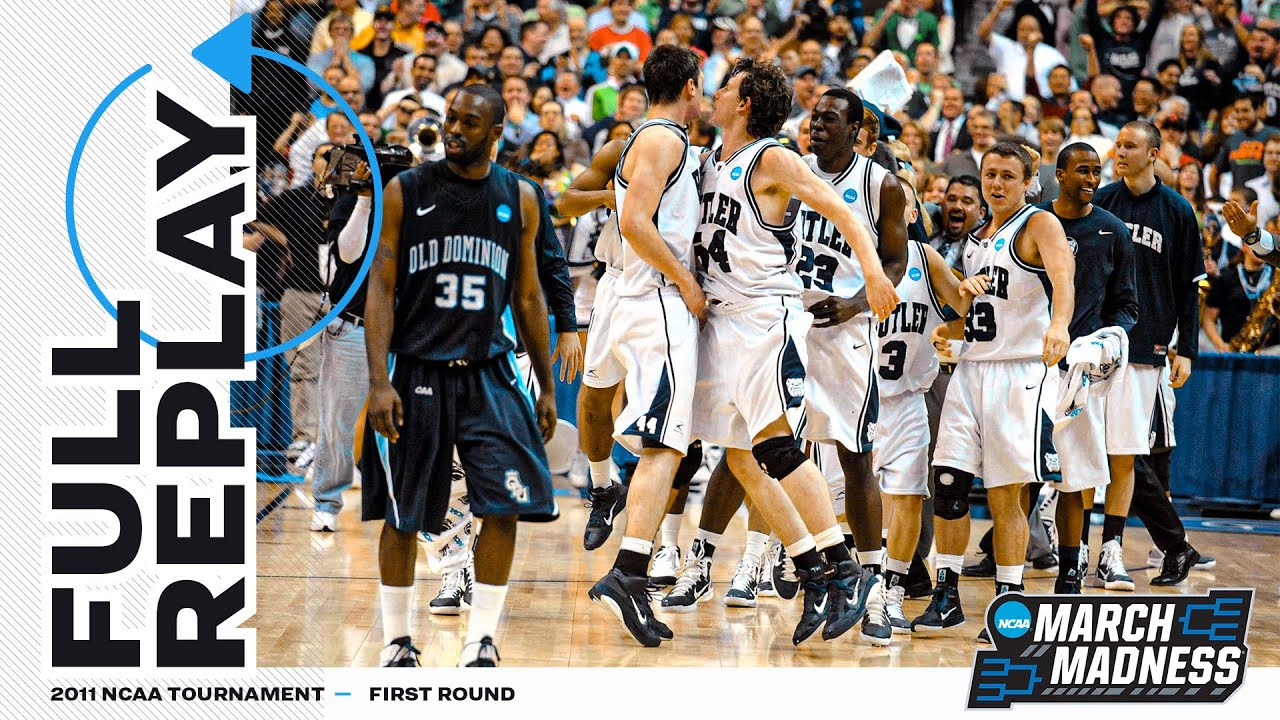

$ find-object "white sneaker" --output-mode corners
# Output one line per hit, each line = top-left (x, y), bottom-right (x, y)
(350, 466), (361, 491)
(723, 558), (761, 607)
(758, 540), (779, 597)
(885, 582), (910, 633)
(1147, 546), (1164, 568)
(649, 544), (682, 588)
(1090, 539), (1135, 591)
(380, 636), (420, 667)
(859, 574), (892, 646)
(309, 510), (337, 532)
(430, 564), (473, 615)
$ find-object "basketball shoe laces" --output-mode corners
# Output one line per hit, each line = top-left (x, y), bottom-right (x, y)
(671, 546), (709, 596)
(438, 568), (467, 600)
(729, 559), (759, 594)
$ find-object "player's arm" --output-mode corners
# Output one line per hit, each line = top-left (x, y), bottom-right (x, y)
(1102, 222), (1139, 334)
(1225, 199), (1280, 267)
(1023, 211), (1075, 365)
(810, 175), (910, 327)
(556, 138), (625, 218)
(617, 128), (706, 320)
(1170, 201), (1206, 386)
(527, 178), (583, 381)
(921, 242), (964, 318)
(365, 176), (404, 442)
(761, 147), (899, 320)
(513, 180), (557, 440)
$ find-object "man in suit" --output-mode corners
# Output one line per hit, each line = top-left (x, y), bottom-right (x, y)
(943, 108), (997, 178)
(930, 87), (972, 165)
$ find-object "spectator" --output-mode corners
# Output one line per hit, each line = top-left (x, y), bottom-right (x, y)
(1066, 107), (1114, 181)
(997, 98), (1038, 143)
(1156, 113), (1202, 178)
(359, 7), (413, 109)
(591, 0), (652, 33)
(307, 66), (350, 123)
(309, 14), (378, 93)
(1212, 93), (1276, 195)
(903, 41), (943, 118)
(1246, 133), (1280, 229)
(702, 18), (740, 96)
(526, 0), (571, 59)
(501, 75), (543, 153)
(583, 82), (648, 153)
(1085, 0), (1166, 96)
(539, 99), (591, 164)
(1176, 158), (1209, 224)
(823, 13), (859, 76)
(520, 19), (552, 65)
(742, 0), (785, 37)
(380, 53), (448, 129)
(355, 0), (428, 54)
(444, 18), (465, 54)
(1039, 64), (1075, 121)
(977, 71), (1010, 112)
(942, 107), (996, 177)
(311, 0), (374, 55)
(567, 16), (608, 90)
(1202, 0), (1244, 73)
(1146, 0), (1202, 75)
(900, 119), (937, 175)
(586, 46), (638, 121)
(1131, 76), (1162, 123)
(243, 0), (312, 163)
(667, 14), (708, 61)
(463, 0), (523, 45)
(863, 0), (942, 64)
(290, 86), (360, 188)
(1169, 21), (1225, 114)
(738, 16), (769, 61)
(590, 0), (654, 61)
(552, 71), (591, 135)
(921, 173), (949, 205)
(1037, 116), (1066, 202)
(516, 130), (585, 246)
(798, 38), (839, 85)
(1234, 27), (1280, 127)
(929, 86), (972, 165)
(498, 44), (531, 78)
(789, 66), (822, 121)
(480, 25), (512, 64)
(979, 0), (1074, 102)
(1204, 227), (1276, 352)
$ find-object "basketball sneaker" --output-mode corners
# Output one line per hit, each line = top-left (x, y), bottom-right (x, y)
(583, 482), (627, 551)
(380, 636), (421, 667)
(859, 574), (892, 646)
(459, 636), (500, 667)
(430, 564), (473, 615)
(791, 565), (830, 645)
(309, 510), (337, 532)
(758, 540), (778, 597)
(661, 539), (712, 612)
(885, 582), (911, 633)
(820, 561), (876, 642)
(771, 543), (800, 600)
(724, 558), (761, 607)
(649, 544), (681, 588)
(1089, 539), (1135, 591)
(1079, 542), (1090, 579)
(911, 569), (965, 633)
(589, 568), (668, 647)
(1054, 574), (1083, 594)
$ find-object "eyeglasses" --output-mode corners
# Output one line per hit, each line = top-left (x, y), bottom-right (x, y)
(398, 105), (418, 113)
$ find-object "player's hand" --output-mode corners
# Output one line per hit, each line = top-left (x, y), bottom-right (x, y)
(809, 295), (869, 328)
(368, 382), (404, 443)
(1042, 323), (1070, 366)
(1223, 199), (1259, 238)
(959, 274), (992, 299)
(553, 331), (583, 382)
(1169, 353), (1192, 388)
(678, 277), (708, 323)
(865, 272), (900, 322)
(535, 391), (557, 442)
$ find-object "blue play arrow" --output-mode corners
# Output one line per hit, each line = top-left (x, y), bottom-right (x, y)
(192, 14), (254, 93)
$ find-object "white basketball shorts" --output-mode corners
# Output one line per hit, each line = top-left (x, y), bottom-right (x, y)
(1104, 363), (1167, 456)
(802, 315), (879, 453)
(875, 390), (931, 497)
(583, 268), (625, 390)
(1054, 387), (1109, 493)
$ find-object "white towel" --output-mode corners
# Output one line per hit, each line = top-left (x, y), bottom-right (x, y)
(1054, 326), (1129, 429)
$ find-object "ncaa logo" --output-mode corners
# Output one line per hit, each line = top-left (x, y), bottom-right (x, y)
(730, 166), (743, 180)
(994, 237), (1006, 251)
(908, 267), (923, 281)
(993, 599), (1032, 639)
(496, 203), (513, 222)
(843, 188), (858, 203)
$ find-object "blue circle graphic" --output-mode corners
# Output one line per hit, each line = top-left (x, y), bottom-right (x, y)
(908, 267), (922, 281)
(994, 237), (1006, 251)
(993, 600), (1032, 639)
(843, 188), (858, 203)
(730, 166), (743, 180)
(66, 55), (383, 361)
(496, 203), (513, 222)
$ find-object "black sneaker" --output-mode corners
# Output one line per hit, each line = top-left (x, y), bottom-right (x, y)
(859, 573), (892, 646)
(1151, 546), (1201, 586)
(380, 636), (421, 667)
(962, 554), (996, 578)
(1055, 567), (1083, 595)
(589, 568), (667, 647)
(1029, 553), (1059, 571)
(791, 566), (831, 645)
(772, 543), (800, 600)
(904, 551), (933, 599)
(661, 539), (712, 612)
(584, 483), (627, 551)
(911, 573), (965, 633)
(821, 561), (875, 642)
(459, 636), (501, 667)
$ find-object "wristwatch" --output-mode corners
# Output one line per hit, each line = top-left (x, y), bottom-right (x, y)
(1243, 228), (1262, 246)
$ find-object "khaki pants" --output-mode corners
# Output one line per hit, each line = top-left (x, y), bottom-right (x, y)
(281, 288), (323, 442)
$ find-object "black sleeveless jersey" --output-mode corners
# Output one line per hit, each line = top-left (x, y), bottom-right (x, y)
(392, 160), (525, 362)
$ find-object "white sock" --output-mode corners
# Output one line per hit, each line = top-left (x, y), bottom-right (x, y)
(619, 536), (653, 556)
(380, 584), (413, 646)
(589, 459), (612, 489)
(995, 564), (1024, 586)
(694, 527), (723, 551)
(785, 535), (816, 558)
(743, 531), (768, 564)
(886, 557), (911, 576)
(857, 549), (884, 568)
(660, 514), (682, 548)
(936, 554), (964, 573)
(465, 582), (509, 646)
(812, 526), (844, 551)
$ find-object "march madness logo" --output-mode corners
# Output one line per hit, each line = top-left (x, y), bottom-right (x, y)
(968, 590), (1252, 708)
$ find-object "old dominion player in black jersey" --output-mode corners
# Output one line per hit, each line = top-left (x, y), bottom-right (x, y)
(360, 84), (558, 669)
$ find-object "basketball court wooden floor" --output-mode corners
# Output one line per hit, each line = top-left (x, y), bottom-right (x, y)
(251, 484), (1280, 668)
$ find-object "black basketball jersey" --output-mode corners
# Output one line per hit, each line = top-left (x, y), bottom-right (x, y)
(393, 160), (525, 362)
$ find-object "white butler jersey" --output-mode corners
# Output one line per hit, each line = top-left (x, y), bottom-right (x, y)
(877, 241), (957, 397)
(796, 152), (886, 308)
(594, 212), (622, 270)
(960, 204), (1053, 362)
(697, 138), (801, 304)
(613, 118), (702, 298)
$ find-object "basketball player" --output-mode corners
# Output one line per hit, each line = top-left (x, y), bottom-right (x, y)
(694, 59), (899, 645)
(362, 85), (559, 667)
(912, 141), (1074, 638)
(1039, 142), (1139, 594)
(1093, 121), (1206, 587)
(586, 46), (706, 648)
(794, 87), (908, 644)
(876, 178), (964, 632)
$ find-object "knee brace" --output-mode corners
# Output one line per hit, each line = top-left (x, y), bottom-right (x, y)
(933, 466), (974, 520)
(753, 436), (807, 480)
(672, 440), (704, 490)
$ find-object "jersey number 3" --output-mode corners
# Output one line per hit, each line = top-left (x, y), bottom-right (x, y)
(436, 273), (487, 310)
